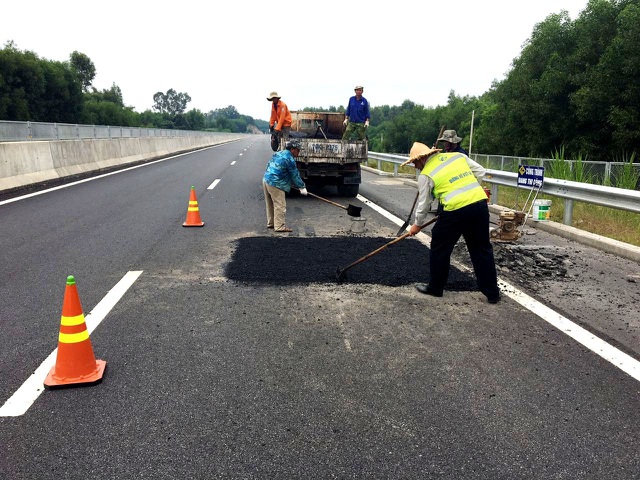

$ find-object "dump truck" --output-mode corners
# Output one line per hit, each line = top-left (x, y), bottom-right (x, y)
(289, 111), (367, 197)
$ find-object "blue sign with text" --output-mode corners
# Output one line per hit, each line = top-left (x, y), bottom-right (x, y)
(517, 165), (544, 188)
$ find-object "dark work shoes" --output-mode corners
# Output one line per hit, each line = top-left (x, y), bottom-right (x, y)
(415, 284), (443, 297)
(415, 283), (501, 304)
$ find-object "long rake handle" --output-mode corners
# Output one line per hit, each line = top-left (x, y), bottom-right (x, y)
(338, 216), (439, 278)
(307, 191), (348, 211)
(340, 232), (412, 273)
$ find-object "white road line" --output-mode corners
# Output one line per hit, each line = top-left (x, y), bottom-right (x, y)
(231, 161), (237, 165)
(0, 148), (212, 206)
(357, 194), (640, 382)
(207, 179), (221, 190)
(0, 271), (143, 417)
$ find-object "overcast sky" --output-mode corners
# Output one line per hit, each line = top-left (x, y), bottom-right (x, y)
(2, 0), (589, 122)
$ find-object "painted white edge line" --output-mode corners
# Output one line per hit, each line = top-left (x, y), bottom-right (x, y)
(0, 144), (225, 207)
(207, 179), (221, 190)
(230, 161), (237, 166)
(0, 270), (143, 417)
(357, 194), (640, 382)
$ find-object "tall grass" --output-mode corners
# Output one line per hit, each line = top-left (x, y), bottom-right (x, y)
(548, 146), (594, 183)
(571, 153), (593, 184)
(548, 146), (573, 180)
(611, 152), (639, 190)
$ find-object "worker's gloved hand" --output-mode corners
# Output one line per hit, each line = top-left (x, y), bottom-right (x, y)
(269, 126), (274, 133)
(364, 120), (370, 128)
(343, 118), (348, 126)
(299, 188), (308, 196)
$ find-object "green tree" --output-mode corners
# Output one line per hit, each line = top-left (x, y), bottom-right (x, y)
(81, 84), (136, 126)
(152, 88), (191, 115)
(184, 108), (206, 131)
(571, 0), (640, 155)
(0, 42), (83, 122)
(0, 42), (45, 120)
(484, 11), (576, 157)
(69, 51), (96, 92)
(40, 59), (83, 122)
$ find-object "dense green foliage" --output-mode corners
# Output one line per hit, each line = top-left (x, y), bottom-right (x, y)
(1, 0), (638, 159)
(365, 0), (638, 162)
(0, 42), (262, 133)
(0, 41), (84, 123)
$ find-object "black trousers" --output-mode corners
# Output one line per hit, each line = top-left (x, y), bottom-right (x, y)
(429, 200), (499, 299)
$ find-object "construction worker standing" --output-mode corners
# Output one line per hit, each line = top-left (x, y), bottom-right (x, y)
(267, 91), (292, 150)
(342, 85), (370, 140)
(407, 142), (500, 304)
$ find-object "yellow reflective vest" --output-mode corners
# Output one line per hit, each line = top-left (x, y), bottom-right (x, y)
(421, 153), (487, 211)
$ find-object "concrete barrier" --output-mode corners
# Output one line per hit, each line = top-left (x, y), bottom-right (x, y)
(0, 134), (248, 193)
(0, 141), (57, 191)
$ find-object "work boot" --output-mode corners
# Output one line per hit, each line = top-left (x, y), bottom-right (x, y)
(487, 295), (501, 304)
(415, 284), (443, 297)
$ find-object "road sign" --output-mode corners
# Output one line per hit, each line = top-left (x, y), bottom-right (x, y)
(518, 165), (545, 188)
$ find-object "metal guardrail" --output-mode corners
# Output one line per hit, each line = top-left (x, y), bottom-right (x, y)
(367, 151), (640, 226)
(0, 120), (209, 142)
(483, 170), (640, 225)
(368, 152), (410, 176)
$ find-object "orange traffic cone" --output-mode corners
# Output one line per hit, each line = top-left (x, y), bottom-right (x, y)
(44, 276), (106, 389)
(183, 186), (205, 227)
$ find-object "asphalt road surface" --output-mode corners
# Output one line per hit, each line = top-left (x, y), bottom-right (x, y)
(1, 136), (638, 479)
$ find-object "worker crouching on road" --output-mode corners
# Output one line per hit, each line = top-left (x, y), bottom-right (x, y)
(407, 142), (500, 304)
(262, 140), (308, 233)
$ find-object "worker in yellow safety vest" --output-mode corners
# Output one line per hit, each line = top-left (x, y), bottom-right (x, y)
(407, 142), (500, 304)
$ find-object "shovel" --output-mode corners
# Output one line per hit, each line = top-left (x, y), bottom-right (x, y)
(336, 216), (439, 282)
(306, 191), (362, 217)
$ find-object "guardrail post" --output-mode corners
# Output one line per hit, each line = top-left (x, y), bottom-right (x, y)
(27, 121), (32, 140)
(563, 199), (574, 225)
(393, 164), (398, 176)
(491, 184), (499, 204)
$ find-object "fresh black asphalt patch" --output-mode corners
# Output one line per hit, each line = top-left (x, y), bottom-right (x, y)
(226, 236), (477, 288)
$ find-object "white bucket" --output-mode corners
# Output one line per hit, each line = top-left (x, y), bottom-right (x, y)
(349, 217), (367, 233)
(532, 199), (552, 221)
